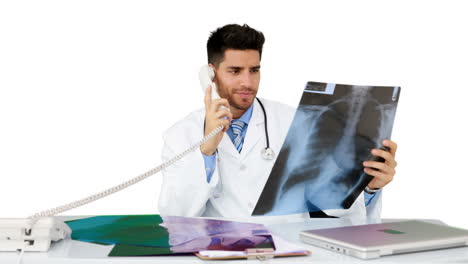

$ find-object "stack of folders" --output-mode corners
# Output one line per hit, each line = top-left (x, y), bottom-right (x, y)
(65, 215), (310, 260)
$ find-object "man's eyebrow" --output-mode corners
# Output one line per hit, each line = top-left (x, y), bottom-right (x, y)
(226, 65), (261, 70)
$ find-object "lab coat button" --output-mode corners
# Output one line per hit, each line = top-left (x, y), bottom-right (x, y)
(248, 202), (254, 208)
(240, 164), (246, 170)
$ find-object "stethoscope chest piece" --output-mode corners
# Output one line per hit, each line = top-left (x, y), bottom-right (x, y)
(261, 147), (275, 160)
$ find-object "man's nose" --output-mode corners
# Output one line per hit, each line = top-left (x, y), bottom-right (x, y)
(239, 71), (254, 88)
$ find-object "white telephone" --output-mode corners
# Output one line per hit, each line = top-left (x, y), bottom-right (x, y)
(0, 218), (71, 252)
(199, 65), (229, 113)
(0, 67), (227, 255)
(199, 65), (221, 100)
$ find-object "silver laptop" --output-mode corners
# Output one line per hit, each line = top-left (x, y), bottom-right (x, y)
(300, 220), (468, 259)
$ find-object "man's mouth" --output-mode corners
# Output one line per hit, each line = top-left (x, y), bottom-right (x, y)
(235, 91), (254, 99)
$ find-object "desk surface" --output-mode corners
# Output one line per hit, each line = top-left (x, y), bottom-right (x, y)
(1, 217), (468, 264)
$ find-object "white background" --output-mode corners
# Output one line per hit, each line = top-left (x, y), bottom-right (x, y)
(1, 1), (467, 228)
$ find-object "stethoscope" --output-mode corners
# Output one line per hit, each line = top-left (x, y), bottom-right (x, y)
(256, 98), (275, 160)
(204, 97), (275, 160)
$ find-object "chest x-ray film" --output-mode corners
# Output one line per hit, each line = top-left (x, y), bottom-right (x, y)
(253, 82), (400, 216)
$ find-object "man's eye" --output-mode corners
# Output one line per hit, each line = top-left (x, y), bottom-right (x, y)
(229, 70), (239, 74)
(251, 69), (259, 73)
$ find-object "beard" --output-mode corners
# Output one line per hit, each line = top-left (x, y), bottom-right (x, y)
(226, 88), (257, 110)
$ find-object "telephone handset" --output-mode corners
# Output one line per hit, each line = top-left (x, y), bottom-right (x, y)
(199, 65), (228, 111)
(0, 66), (226, 255)
(199, 65), (221, 100)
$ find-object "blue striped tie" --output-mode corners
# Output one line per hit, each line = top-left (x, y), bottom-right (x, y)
(231, 120), (246, 153)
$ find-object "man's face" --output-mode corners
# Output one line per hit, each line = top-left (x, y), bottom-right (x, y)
(211, 49), (261, 111)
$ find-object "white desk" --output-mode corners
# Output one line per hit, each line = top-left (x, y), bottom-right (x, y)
(1, 217), (467, 264)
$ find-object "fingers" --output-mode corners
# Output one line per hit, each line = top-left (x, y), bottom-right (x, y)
(210, 98), (230, 113)
(204, 85), (212, 111)
(213, 108), (232, 132)
(214, 108), (233, 121)
(370, 148), (397, 167)
(363, 161), (395, 175)
(383, 139), (397, 157)
(204, 95), (231, 134)
(364, 167), (394, 184)
(365, 140), (399, 189)
(220, 118), (231, 132)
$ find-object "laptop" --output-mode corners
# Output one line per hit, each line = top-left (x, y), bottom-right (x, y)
(299, 220), (468, 259)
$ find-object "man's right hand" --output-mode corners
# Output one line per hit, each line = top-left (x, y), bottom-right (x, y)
(200, 85), (232, 156)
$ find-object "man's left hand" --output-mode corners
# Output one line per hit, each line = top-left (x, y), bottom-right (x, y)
(363, 140), (398, 190)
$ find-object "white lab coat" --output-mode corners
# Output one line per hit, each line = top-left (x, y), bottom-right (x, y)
(158, 98), (382, 219)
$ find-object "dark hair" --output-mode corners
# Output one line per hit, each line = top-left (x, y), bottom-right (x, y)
(207, 24), (265, 66)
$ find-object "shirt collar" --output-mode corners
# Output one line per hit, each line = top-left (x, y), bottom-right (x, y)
(232, 102), (254, 125)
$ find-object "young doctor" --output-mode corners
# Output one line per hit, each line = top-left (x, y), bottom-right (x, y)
(158, 24), (398, 219)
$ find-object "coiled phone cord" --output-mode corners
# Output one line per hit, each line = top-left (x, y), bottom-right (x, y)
(27, 125), (224, 225)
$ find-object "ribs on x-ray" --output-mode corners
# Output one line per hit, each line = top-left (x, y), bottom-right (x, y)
(252, 82), (400, 216)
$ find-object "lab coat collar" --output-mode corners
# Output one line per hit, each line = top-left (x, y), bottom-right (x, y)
(240, 99), (264, 160)
(218, 99), (264, 161)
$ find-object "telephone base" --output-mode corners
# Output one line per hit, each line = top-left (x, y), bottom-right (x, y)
(0, 217), (71, 252)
